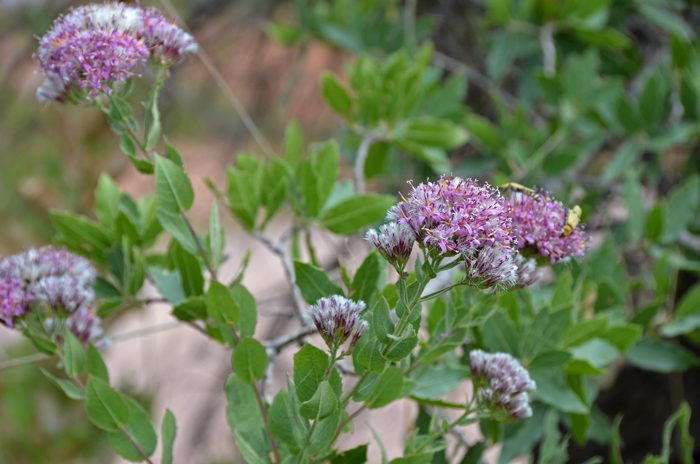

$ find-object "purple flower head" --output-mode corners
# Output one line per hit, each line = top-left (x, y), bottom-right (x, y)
(34, 2), (196, 102)
(45, 308), (107, 348)
(470, 349), (536, 421)
(308, 295), (368, 351)
(465, 247), (517, 290)
(0, 277), (27, 328)
(139, 9), (198, 64)
(0, 246), (97, 320)
(365, 222), (414, 269)
(505, 190), (588, 265)
(513, 254), (543, 289)
(388, 177), (515, 260)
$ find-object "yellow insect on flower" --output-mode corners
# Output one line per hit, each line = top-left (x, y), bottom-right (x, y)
(500, 182), (542, 201)
(561, 205), (582, 237)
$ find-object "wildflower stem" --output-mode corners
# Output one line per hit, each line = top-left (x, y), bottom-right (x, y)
(157, 0), (276, 160)
(120, 425), (156, 464)
(354, 131), (384, 194)
(180, 211), (218, 281)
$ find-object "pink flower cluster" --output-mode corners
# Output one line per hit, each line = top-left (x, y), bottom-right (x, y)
(470, 349), (536, 421)
(34, 2), (197, 102)
(0, 246), (103, 345)
(505, 190), (588, 265)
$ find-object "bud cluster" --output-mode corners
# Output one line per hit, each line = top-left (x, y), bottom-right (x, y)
(365, 222), (414, 270)
(308, 295), (369, 352)
(469, 349), (536, 421)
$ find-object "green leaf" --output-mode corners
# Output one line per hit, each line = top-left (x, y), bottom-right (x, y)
(646, 203), (666, 243)
(465, 114), (504, 151)
(319, 195), (396, 235)
(639, 5), (692, 42)
(225, 374), (272, 464)
(661, 314), (700, 337)
(120, 133), (136, 158)
(661, 403), (694, 464)
(529, 350), (573, 371)
(285, 377), (310, 448)
(108, 396), (157, 461)
(27, 334), (58, 355)
(615, 96), (642, 135)
(233, 338), (267, 383)
(172, 297), (208, 321)
(662, 175), (700, 243)
(300, 380), (338, 420)
(388, 454), (434, 464)
(63, 329), (86, 378)
(156, 208), (201, 256)
(209, 200), (224, 269)
(269, 390), (301, 452)
(85, 375), (130, 432)
(367, 366), (404, 409)
(155, 154), (194, 214)
(481, 312), (519, 355)
(293, 261), (344, 304)
(226, 160), (263, 230)
(561, 316), (609, 348)
(395, 116), (469, 149)
(351, 252), (384, 305)
(601, 325), (642, 352)
(94, 173), (121, 229)
(321, 71), (354, 118)
(385, 325), (419, 362)
(262, 159), (291, 224)
(676, 282), (700, 319)
(530, 371), (588, 414)
(126, 154), (156, 174)
(626, 339), (699, 372)
(568, 338), (620, 368)
(41, 369), (85, 400)
(353, 332), (388, 375)
(150, 267), (186, 305)
(164, 137), (184, 167)
(170, 241), (204, 298)
(372, 296), (395, 344)
(207, 281), (240, 326)
(293, 344), (343, 403)
(307, 408), (341, 455)
(331, 444), (368, 464)
(87, 343), (110, 383)
(265, 21), (304, 45)
(232, 285), (257, 338)
(161, 410), (177, 464)
(51, 211), (113, 252)
(282, 123), (303, 168)
(411, 365), (469, 399)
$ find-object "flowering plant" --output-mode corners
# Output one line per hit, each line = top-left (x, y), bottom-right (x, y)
(2, 1), (697, 463)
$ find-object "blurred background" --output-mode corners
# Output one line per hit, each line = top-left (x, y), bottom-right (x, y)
(1, 0), (700, 463)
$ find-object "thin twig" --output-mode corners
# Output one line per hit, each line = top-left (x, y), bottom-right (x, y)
(0, 352), (49, 371)
(181, 211), (218, 280)
(254, 228), (307, 323)
(157, 0), (276, 160)
(264, 325), (317, 352)
(432, 51), (519, 110)
(354, 131), (384, 194)
(539, 23), (556, 78)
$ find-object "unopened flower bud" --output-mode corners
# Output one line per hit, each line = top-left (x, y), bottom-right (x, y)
(470, 349), (536, 421)
(308, 295), (368, 350)
(365, 222), (414, 268)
